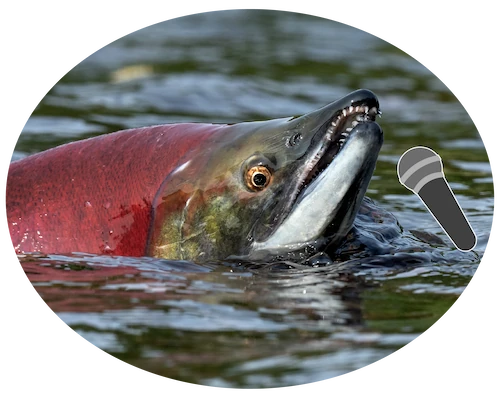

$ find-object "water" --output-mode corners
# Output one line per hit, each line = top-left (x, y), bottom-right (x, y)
(12, 10), (492, 388)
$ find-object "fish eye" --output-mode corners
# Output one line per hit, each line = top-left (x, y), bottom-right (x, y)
(245, 165), (272, 191)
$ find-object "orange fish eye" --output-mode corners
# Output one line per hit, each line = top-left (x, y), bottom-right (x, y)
(246, 165), (272, 191)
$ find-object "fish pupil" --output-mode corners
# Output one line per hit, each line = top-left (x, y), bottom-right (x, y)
(253, 173), (267, 186)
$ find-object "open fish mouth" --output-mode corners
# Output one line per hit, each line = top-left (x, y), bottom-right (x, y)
(301, 100), (381, 190)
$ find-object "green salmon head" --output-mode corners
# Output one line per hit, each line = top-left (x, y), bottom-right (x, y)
(148, 89), (383, 262)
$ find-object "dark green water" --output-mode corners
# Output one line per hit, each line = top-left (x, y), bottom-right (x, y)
(14, 10), (492, 388)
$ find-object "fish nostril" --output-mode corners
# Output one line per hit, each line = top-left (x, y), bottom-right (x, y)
(287, 133), (302, 147)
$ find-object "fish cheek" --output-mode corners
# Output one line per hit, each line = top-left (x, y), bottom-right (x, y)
(182, 189), (257, 260)
(149, 188), (212, 260)
(149, 183), (256, 261)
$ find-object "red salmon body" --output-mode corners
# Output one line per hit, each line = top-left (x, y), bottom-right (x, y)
(7, 123), (225, 256)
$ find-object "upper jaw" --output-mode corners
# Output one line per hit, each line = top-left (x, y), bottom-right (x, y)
(298, 91), (381, 201)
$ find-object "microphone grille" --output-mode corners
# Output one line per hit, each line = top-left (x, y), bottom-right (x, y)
(397, 146), (443, 192)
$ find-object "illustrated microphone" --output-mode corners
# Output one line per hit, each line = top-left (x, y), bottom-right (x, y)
(397, 146), (476, 251)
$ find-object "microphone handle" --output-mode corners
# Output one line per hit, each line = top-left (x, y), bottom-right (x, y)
(418, 177), (476, 251)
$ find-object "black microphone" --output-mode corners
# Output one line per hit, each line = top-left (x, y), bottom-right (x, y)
(397, 146), (476, 251)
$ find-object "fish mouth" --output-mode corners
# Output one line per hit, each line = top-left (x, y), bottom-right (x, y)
(300, 98), (381, 194)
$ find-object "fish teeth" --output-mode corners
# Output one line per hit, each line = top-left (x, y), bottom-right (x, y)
(332, 106), (380, 137)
